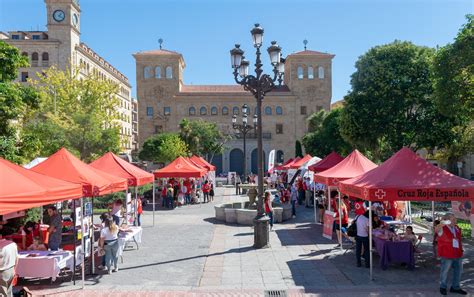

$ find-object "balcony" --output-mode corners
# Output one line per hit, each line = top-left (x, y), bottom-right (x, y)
(233, 132), (271, 139)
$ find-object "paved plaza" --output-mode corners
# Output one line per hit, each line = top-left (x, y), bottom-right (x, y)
(23, 187), (474, 296)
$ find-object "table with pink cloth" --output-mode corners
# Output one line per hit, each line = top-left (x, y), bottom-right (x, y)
(16, 250), (74, 281)
(373, 237), (415, 270)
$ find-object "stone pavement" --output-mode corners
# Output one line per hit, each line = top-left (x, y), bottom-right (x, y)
(21, 187), (474, 296)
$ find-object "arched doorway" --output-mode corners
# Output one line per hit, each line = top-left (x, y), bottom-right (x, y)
(251, 149), (266, 175)
(229, 149), (244, 176)
(210, 154), (223, 175)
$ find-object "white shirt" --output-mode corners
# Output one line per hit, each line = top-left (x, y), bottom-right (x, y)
(356, 215), (369, 237)
(111, 203), (122, 217)
(100, 227), (118, 241)
(0, 239), (18, 270)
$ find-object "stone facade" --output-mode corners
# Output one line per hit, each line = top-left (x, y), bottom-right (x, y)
(134, 48), (334, 175)
(1, 0), (133, 155)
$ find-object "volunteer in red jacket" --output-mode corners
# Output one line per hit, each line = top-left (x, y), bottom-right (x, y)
(354, 198), (366, 216)
(435, 213), (467, 296)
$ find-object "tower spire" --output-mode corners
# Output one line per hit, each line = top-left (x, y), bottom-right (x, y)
(303, 39), (308, 51)
(158, 38), (163, 50)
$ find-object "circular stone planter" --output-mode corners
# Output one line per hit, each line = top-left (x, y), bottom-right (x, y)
(214, 201), (292, 225)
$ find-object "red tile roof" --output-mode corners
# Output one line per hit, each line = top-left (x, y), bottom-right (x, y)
(180, 85), (290, 93)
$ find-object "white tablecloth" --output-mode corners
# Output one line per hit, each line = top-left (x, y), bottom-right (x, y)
(117, 227), (142, 256)
(16, 251), (74, 281)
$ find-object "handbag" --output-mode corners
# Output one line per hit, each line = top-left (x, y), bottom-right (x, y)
(98, 248), (105, 256)
(347, 215), (359, 237)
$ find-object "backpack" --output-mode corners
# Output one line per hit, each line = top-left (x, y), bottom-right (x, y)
(347, 215), (359, 237)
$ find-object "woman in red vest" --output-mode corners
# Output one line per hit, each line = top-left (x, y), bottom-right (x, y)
(264, 192), (274, 230)
(435, 213), (467, 296)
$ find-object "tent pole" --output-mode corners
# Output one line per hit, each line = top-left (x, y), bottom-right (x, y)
(369, 201), (373, 281)
(72, 200), (77, 285)
(338, 189), (343, 251)
(90, 197), (95, 275)
(152, 180), (156, 226)
(431, 201), (435, 234)
(80, 197), (85, 290)
(135, 186), (138, 226)
(313, 181), (317, 224)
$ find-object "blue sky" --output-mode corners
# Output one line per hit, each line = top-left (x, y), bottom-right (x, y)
(0, 0), (471, 102)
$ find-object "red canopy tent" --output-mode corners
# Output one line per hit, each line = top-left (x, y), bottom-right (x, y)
(308, 151), (344, 173)
(339, 147), (474, 202)
(190, 155), (216, 171)
(314, 150), (377, 187)
(282, 157), (301, 170)
(0, 158), (83, 215)
(31, 148), (128, 196)
(274, 158), (294, 171)
(90, 152), (154, 187)
(185, 157), (209, 173)
(289, 154), (312, 169)
(154, 156), (206, 178)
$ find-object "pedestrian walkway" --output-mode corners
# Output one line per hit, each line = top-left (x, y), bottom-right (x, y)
(23, 187), (473, 296)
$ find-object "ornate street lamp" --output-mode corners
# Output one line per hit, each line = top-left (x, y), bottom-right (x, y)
(230, 23), (284, 248)
(231, 104), (257, 181)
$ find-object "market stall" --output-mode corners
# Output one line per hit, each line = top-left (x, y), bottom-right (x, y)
(308, 151), (344, 173)
(154, 156), (206, 179)
(339, 147), (474, 279)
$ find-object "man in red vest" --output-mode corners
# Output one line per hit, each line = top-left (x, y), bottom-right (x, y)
(435, 213), (467, 295)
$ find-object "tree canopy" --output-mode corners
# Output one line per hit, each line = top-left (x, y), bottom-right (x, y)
(139, 133), (188, 163)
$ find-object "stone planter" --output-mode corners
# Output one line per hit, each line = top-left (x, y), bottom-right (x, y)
(273, 207), (283, 223)
(282, 203), (292, 220)
(215, 204), (232, 221)
(236, 208), (256, 225)
(224, 208), (237, 223)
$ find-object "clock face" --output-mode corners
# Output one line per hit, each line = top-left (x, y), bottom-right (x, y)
(53, 10), (65, 22)
(72, 13), (79, 26)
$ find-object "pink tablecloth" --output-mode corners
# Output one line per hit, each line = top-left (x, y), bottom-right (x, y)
(16, 251), (73, 281)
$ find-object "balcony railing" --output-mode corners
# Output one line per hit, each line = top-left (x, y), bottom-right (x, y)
(233, 132), (271, 139)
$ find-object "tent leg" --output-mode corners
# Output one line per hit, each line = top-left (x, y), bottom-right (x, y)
(135, 187), (138, 226)
(314, 185), (317, 224)
(152, 181), (156, 226)
(80, 197), (85, 290)
(90, 197), (95, 275)
(73, 203), (76, 285)
(369, 201), (373, 281)
(338, 190), (343, 252)
(431, 201), (435, 234)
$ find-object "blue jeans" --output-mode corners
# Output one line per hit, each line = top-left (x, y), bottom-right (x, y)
(356, 235), (370, 267)
(48, 240), (61, 251)
(440, 257), (463, 289)
(166, 196), (173, 208)
(291, 200), (296, 216)
(112, 214), (120, 226)
(266, 211), (273, 227)
(104, 240), (119, 271)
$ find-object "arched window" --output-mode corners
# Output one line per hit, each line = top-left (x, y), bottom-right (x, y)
(42, 52), (49, 61)
(32, 52), (38, 66)
(155, 66), (161, 78)
(297, 66), (303, 79)
(275, 106), (283, 115)
(144, 66), (152, 79)
(165, 66), (172, 79)
(189, 106), (196, 116)
(264, 106), (272, 115)
(211, 106), (218, 115)
(233, 106), (239, 115)
(222, 106), (229, 115)
(308, 66), (314, 79)
(318, 66), (324, 79)
(200, 106), (207, 115)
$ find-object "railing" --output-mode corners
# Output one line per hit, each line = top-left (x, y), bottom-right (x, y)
(234, 132), (271, 139)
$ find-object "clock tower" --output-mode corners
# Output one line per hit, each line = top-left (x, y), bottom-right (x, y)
(45, 0), (81, 70)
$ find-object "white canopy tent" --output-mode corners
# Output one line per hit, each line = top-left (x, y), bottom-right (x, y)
(23, 157), (48, 169)
(299, 156), (322, 178)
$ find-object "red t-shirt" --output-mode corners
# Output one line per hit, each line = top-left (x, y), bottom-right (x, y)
(354, 201), (366, 215)
(202, 184), (210, 193)
(387, 201), (398, 219)
(137, 199), (143, 214)
(335, 207), (349, 225)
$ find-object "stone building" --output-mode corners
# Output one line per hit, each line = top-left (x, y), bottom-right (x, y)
(134, 47), (334, 175)
(132, 98), (139, 154)
(0, 0), (133, 155)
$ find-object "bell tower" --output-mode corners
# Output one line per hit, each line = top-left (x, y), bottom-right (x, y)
(45, 0), (81, 69)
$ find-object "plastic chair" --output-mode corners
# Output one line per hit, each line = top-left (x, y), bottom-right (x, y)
(380, 216), (393, 221)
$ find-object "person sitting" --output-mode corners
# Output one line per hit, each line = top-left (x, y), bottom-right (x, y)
(27, 236), (47, 251)
(372, 214), (387, 229)
(21, 221), (41, 250)
(401, 226), (418, 247)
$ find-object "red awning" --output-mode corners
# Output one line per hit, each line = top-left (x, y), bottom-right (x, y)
(308, 151), (344, 172)
(185, 157), (208, 173)
(289, 154), (312, 169)
(90, 152), (154, 187)
(282, 157), (301, 170)
(154, 156), (206, 178)
(274, 158), (294, 171)
(314, 150), (377, 186)
(0, 158), (83, 215)
(339, 147), (474, 202)
(31, 148), (128, 196)
(190, 155), (216, 171)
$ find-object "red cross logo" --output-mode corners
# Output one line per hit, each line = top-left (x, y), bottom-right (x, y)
(355, 203), (361, 210)
(175, 164), (183, 169)
(375, 189), (386, 200)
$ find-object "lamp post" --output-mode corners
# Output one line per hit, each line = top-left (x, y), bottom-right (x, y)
(232, 104), (257, 181)
(230, 23), (284, 248)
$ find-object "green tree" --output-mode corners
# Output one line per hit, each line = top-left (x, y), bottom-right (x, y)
(139, 133), (188, 163)
(30, 66), (121, 161)
(179, 118), (228, 161)
(303, 108), (352, 157)
(295, 140), (303, 158)
(432, 15), (474, 167)
(340, 40), (456, 161)
(0, 40), (28, 82)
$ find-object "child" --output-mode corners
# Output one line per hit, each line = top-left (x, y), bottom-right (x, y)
(209, 184), (215, 202)
(28, 236), (47, 251)
(401, 226), (417, 246)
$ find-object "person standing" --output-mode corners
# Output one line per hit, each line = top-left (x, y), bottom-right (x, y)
(264, 192), (274, 230)
(334, 200), (349, 247)
(109, 199), (123, 226)
(209, 184), (215, 202)
(47, 206), (62, 251)
(436, 213), (467, 295)
(166, 184), (174, 209)
(99, 217), (119, 274)
(135, 197), (143, 227)
(0, 239), (18, 297)
(290, 185), (298, 218)
(355, 210), (370, 268)
(202, 180), (210, 203)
